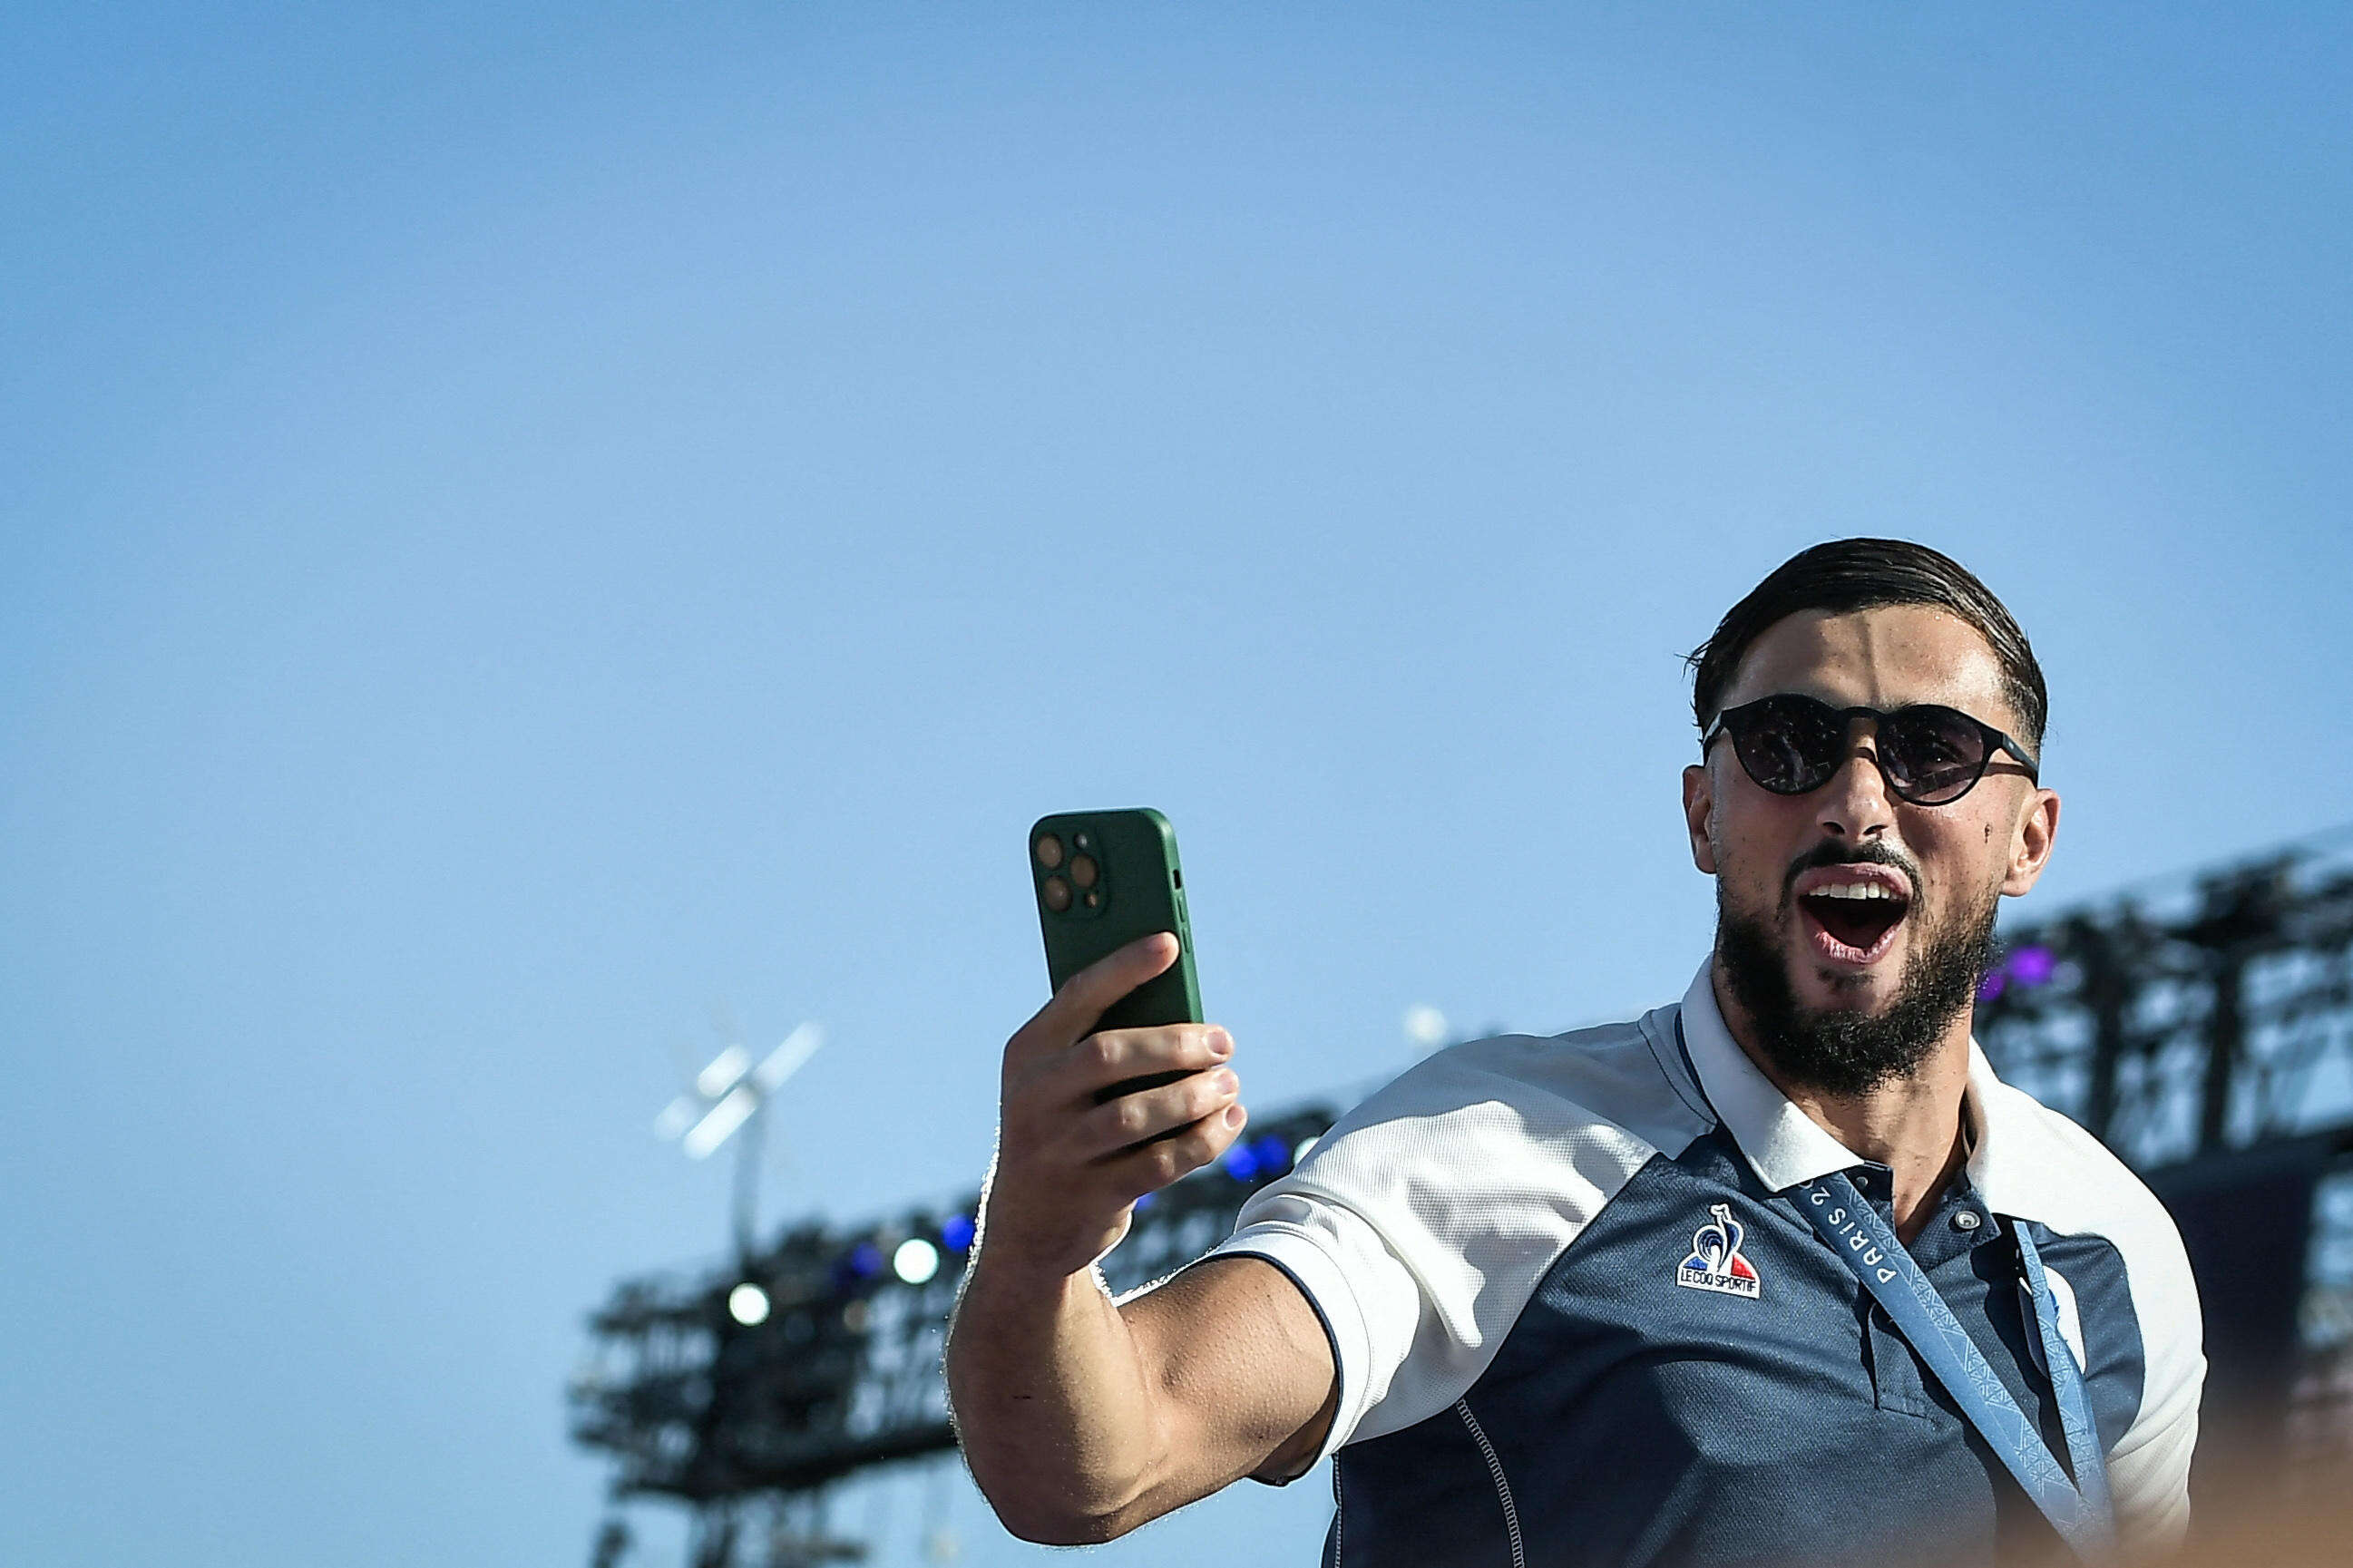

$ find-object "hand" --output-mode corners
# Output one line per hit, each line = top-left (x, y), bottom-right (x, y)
(980, 933), (1249, 1279)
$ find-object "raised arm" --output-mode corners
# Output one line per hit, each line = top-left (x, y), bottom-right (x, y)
(943, 934), (1339, 1544)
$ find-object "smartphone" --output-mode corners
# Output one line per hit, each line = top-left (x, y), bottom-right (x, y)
(1029, 808), (1204, 1102)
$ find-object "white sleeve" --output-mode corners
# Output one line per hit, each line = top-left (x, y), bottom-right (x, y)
(1203, 1037), (1665, 1466)
(2103, 1198), (2203, 1553)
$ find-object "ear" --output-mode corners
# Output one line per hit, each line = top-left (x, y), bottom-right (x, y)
(2000, 786), (2060, 897)
(1683, 764), (1718, 876)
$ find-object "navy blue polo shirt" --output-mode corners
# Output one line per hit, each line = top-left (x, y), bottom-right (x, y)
(1204, 964), (2203, 1567)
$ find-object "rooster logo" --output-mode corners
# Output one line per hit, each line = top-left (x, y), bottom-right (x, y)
(1676, 1203), (1762, 1299)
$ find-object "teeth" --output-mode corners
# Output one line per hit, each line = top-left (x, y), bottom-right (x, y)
(1812, 882), (1901, 901)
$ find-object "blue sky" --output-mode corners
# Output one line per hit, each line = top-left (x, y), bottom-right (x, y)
(5, 5), (2350, 1564)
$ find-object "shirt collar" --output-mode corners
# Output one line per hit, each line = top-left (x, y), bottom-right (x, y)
(1675, 959), (1998, 1195)
(1960, 1040), (2029, 1218)
(1677, 962), (1858, 1190)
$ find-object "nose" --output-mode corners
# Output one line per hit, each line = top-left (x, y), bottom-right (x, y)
(1815, 721), (1896, 842)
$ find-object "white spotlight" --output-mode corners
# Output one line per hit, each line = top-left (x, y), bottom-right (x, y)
(893, 1238), (941, 1284)
(753, 1022), (825, 1093)
(696, 1044), (752, 1099)
(1403, 1005), (1449, 1050)
(683, 1085), (758, 1160)
(727, 1282), (771, 1326)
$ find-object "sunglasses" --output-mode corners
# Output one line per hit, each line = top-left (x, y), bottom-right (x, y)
(1704, 694), (2039, 806)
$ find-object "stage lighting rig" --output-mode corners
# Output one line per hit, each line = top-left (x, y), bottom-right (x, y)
(570, 1104), (1338, 1522)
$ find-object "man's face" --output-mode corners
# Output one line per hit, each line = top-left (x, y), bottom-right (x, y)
(1682, 604), (2060, 1092)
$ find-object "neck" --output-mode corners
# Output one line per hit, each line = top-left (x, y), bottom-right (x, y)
(1711, 967), (1975, 1245)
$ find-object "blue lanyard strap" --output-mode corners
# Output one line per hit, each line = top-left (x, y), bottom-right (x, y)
(2016, 1223), (2114, 1524)
(1798, 1172), (2114, 1558)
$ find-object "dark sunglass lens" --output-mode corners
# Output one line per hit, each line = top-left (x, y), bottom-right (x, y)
(1881, 706), (1988, 803)
(1732, 697), (1841, 794)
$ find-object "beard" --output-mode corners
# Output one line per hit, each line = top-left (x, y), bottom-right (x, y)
(1715, 856), (2000, 1097)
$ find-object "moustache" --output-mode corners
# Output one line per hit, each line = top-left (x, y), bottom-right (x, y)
(1780, 840), (1923, 905)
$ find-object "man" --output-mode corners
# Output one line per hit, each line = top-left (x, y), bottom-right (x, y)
(945, 540), (2203, 1565)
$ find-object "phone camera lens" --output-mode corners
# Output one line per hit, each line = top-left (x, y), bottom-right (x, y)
(1041, 876), (1072, 912)
(1034, 833), (1064, 870)
(1069, 853), (1098, 890)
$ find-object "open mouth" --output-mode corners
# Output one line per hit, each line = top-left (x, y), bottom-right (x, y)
(1796, 878), (1911, 963)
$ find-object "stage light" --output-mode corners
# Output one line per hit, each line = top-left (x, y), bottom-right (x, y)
(850, 1242), (884, 1279)
(1293, 1135), (1320, 1164)
(683, 1086), (757, 1161)
(1980, 943), (2063, 1004)
(2008, 945), (2057, 988)
(697, 1045), (752, 1099)
(727, 1283), (771, 1326)
(1249, 1135), (1289, 1174)
(893, 1238), (940, 1284)
(940, 1214), (976, 1251)
(753, 1023), (825, 1093)
(1222, 1143), (1261, 1182)
(655, 1022), (824, 1161)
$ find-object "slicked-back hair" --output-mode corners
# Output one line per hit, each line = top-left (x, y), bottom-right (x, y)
(1687, 539), (2047, 754)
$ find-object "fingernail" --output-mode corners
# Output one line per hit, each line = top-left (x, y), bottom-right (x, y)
(1207, 1028), (1233, 1057)
(1224, 1105), (1246, 1128)
(1209, 1067), (1237, 1094)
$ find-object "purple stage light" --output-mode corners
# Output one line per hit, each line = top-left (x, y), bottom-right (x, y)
(2007, 944), (2057, 988)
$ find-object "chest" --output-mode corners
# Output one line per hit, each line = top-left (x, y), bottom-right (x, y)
(1327, 1141), (2144, 1568)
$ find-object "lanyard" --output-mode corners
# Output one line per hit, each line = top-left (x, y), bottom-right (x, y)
(2014, 1206), (2115, 1526)
(1797, 1172), (2114, 1557)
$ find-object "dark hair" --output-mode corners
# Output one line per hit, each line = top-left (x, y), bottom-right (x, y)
(1687, 539), (2047, 753)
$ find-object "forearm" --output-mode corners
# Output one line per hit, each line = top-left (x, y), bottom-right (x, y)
(945, 1251), (1171, 1543)
(951, 934), (1286, 1540)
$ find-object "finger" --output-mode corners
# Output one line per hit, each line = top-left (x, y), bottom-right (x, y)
(1076, 1066), (1242, 1159)
(1047, 1024), (1233, 1101)
(1101, 1101), (1250, 1199)
(1008, 933), (1180, 1064)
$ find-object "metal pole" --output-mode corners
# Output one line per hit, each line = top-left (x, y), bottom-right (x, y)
(733, 1104), (765, 1262)
(2076, 917), (2128, 1142)
(2201, 950), (2245, 1154)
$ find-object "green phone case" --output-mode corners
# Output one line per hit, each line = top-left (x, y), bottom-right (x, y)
(1029, 807), (1204, 1037)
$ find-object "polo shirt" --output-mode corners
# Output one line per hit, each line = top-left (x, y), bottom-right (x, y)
(1206, 963), (2204, 1567)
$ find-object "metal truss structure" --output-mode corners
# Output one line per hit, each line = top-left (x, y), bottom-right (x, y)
(1971, 836), (2353, 1168)
(567, 1107), (1338, 1538)
(571, 833), (2353, 1563)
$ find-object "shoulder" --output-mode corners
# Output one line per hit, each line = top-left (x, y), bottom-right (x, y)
(1308, 1014), (1713, 1180)
(1975, 1071), (2194, 1294)
(1261, 1013), (1713, 1247)
(1210, 1011), (1714, 1451)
